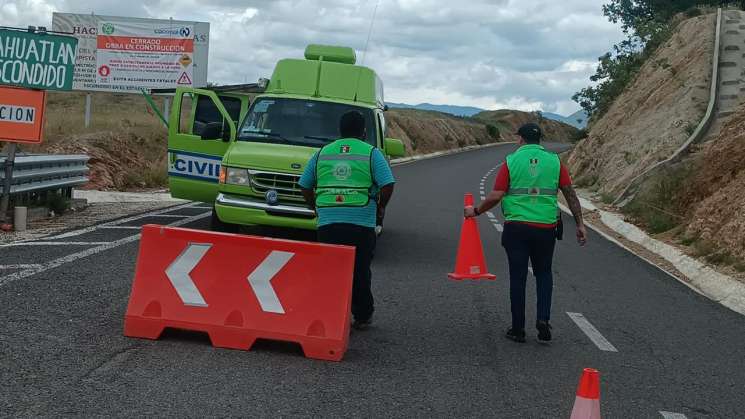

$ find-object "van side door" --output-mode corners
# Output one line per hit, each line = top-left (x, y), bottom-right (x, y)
(167, 88), (247, 203)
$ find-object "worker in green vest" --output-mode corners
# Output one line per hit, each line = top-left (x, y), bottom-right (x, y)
(299, 110), (395, 330)
(465, 123), (587, 344)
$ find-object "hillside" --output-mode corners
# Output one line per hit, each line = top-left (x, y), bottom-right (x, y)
(388, 102), (588, 129)
(385, 109), (497, 154)
(543, 110), (588, 129)
(676, 112), (745, 263)
(13, 93), (507, 190)
(387, 102), (484, 117)
(473, 109), (579, 143)
(567, 13), (716, 196)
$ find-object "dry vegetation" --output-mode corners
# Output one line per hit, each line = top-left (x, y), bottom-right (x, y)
(567, 14), (715, 196)
(15, 92), (577, 191)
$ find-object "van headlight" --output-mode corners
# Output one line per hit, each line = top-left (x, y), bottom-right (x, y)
(222, 167), (250, 185)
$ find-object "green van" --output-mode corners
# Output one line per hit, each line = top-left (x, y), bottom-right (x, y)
(167, 44), (405, 231)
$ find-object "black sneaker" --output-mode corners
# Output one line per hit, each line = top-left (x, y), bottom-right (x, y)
(505, 327), (526, 343)
(352, 316), (373, 331)
(536, 320), (552, 344)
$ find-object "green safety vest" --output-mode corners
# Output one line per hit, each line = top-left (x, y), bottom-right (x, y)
(315, 138), (374, 208)
(502, 144), (561, 224)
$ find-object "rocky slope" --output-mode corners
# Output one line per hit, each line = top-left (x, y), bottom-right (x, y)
(678, 112), (745, 262)
(473, 110), (579, 143)
(567, 13), (716, 195)
(385, 109), (497, 154)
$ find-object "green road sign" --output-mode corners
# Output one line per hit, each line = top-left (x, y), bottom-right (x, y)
(0, 29), (78, 91)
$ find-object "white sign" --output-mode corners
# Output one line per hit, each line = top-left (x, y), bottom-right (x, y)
(96, 20), (194, 90)
(0, 105), (36, 124)
(51, 13), (209, 92)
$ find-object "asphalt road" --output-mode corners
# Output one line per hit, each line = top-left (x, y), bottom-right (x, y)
(1, 143), (743, 418)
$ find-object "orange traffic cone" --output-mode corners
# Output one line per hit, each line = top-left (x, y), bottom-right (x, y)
(448, 193), (497, 281)
(570, 368), (601, 419)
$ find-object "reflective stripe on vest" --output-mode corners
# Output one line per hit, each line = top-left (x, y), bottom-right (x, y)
(315, 139), (374, 208)
(502, 144), (561, 224)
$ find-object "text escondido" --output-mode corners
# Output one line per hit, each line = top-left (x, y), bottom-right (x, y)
(0, 33), (76, 89)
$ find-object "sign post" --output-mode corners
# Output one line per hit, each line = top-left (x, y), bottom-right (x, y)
(0, 143), (17, 224)
(0, 27), (77, 224)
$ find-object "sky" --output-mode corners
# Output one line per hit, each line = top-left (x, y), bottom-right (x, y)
(0, 0), (624, 116)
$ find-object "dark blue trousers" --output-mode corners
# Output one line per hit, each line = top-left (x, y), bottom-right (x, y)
(501, 222), (556, 331)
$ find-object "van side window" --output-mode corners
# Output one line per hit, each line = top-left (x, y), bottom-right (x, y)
(177, 92), (195, 135)
(193, 95), (241, 136)
(378, 113), (386, 138)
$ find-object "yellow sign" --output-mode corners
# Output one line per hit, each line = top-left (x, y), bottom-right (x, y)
(179, 54), (193, 67)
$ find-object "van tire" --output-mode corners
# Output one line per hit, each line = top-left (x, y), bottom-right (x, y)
(210, 208), (239, 234)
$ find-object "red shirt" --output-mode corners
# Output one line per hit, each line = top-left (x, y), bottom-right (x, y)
(492, 163), (573, 229)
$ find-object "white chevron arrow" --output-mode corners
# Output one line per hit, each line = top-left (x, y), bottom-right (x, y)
(247, 251), (294, 314)
(165, 243), (211, 307)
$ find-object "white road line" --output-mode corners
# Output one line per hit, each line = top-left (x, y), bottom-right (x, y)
(486, 212), (496, 219)
(0, 264), (43, 270)
(41, 202), (201, 241)
(1, 242), (112, 247)
(566, 312), (618, 352)
(528, 267), (534, 275)
(660, 412), (688, 419)
(98, 226), (143, 230)
(0, 212), (211, 288)
(147, 214), (189, 218)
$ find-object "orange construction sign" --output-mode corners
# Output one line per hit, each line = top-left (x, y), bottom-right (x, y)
(0, 86), (46, 144)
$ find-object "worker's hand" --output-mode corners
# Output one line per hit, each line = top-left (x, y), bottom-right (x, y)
(464, 206), (477, 218)
(576, 224), (588, 246)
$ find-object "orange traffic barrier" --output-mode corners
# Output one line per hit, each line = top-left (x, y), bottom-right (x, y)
(570, 368), (601, 419)
(448, 193), (497, 280)
(124, 225), (355, 361)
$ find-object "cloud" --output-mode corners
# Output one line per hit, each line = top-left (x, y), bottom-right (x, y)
(0, 0), (624, 116)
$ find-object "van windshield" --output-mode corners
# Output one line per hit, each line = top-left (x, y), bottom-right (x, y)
(237, 98), (377, 147)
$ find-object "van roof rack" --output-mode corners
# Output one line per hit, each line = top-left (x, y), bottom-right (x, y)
(150, 83), (266, 95)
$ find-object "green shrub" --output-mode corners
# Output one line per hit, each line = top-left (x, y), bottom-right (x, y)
(486, 124), (500, 139)
(47, 193), (70, 215)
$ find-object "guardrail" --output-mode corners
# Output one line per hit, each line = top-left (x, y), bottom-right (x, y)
(613, 8), (723, 206)
(0, 154), (90, 196)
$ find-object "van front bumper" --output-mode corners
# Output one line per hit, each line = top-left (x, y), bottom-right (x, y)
(215, 193), (318, 230)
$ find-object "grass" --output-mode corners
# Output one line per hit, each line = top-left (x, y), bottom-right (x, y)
(623, 166), (690, 234)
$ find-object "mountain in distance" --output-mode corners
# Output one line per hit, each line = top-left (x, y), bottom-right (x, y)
(386, 102), (484, 117)
(542, 110), (589, 129)
(387, 102), (588, 129)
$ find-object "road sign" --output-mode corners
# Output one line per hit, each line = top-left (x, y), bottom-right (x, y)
(52, 13), (210, 92)
(0, 86), (46, 144)
(124, 225), (356, 361)
(0, 29), (78, 91)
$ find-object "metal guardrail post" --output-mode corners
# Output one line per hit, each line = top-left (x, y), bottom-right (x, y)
(0, 143), (18, 223)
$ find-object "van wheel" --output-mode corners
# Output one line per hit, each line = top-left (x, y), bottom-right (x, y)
(210, 209), (239, 233)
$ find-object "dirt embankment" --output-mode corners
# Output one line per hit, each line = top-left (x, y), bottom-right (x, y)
(567, 14), (715, 196)
(385, 109), (497, 154)
(18, 92), (576, 191)
(677, 113), (745, 262)
(474, 110), (579, 143)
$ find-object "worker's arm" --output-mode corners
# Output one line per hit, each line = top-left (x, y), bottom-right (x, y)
(298, 152), (319, 211)
(464, 190), (505, 218)
(301, 187), (316, 211)
(376, 183), (395, 220)
(560, 184), (587, 246)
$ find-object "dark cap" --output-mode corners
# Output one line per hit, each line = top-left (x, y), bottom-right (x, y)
(517, 123), (542, 143)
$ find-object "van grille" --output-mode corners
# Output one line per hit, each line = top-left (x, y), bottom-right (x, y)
(249, 170), (304, 200)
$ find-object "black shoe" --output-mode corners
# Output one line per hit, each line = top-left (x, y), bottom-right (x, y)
(505, 327), (526, 343)
(352, 316), (373, 331)
(536, 320), (552, 344)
